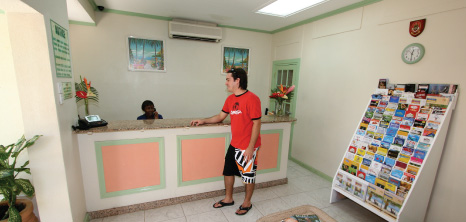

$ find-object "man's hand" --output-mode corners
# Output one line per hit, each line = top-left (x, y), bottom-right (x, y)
(243, 147), (254, 163)
(154, 111), (159, 119)
(190, 119), (205, 126)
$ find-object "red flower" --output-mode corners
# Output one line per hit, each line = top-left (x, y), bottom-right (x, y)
(76, 91), (87, 99)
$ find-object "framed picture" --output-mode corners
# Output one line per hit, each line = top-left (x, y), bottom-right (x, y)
(222, 46), (250, 75)
(128, 36), (165, 72)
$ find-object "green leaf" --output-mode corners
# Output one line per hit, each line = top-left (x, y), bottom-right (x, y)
(0, 187), (12, 202)
(15, 179), (34, 197)
(13, 136), (25, 151)
(20, 161), (29, 168)
(0, 169), (13, 179)
(7, 205), (21, 222)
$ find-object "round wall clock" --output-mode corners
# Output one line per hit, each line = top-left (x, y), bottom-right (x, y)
(402, 43), (425, 64)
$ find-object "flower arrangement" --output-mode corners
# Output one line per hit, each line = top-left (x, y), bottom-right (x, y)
(269, 84), (295, 116)
(75, 76), (99, 116)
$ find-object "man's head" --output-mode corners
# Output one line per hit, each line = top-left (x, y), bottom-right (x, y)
(226, 68), (247, 91)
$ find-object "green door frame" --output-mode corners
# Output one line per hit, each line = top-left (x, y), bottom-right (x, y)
(270, 59), (300, 158)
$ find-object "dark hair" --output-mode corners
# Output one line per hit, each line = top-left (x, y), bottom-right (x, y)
(141, 100), (155, 111)
(227, 68), (247, 90)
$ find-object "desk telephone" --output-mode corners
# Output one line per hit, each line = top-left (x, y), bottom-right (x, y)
(75, 115), (108, 130)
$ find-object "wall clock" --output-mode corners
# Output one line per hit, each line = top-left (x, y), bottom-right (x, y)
(402, 43), (425, 64)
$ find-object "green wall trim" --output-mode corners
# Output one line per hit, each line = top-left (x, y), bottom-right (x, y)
(85, 0), (381, 34)
(289, 157), (333, 182)
(102, 8), (172, 21)
(95, 137), (166, 198)
(83, 213), (90, 222)
(217, 24), (272, 34)
(257, 129), (283, 174)
(69, 20), (96, 26)
(176, 133), (231, 187)
(271, 0), (383, 33)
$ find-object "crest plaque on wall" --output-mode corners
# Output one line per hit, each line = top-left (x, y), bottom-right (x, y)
(409, 19), (426, 37)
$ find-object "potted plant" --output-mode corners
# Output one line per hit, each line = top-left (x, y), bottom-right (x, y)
(0, 135), (40, 222)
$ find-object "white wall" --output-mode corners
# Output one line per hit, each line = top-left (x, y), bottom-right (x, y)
(69, 12), (273, 121)
(274, 0), (466, 221)
(0, 0), (87, 221)
(0, 13), (24, 144)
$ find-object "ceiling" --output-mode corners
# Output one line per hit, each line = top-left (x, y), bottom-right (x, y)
(67, 0), (378, 33)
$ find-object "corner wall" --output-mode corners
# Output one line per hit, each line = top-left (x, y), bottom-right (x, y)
(274, 0), (466, 221)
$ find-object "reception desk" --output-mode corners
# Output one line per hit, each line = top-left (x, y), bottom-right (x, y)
(75, 116), (295, 217)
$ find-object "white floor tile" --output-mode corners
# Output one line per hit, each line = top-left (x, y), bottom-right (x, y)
(280, 192), (324, 209)
(268, 183), (304, 197)
(181, 198), (217, 216)
(160, 217), (187, 222)
(145, 204), (185, 222)
(102, 211), (144, 222)
(254, 197), (292, 216)
(186, 210), (228, 222)
(95, 161), (388, 222)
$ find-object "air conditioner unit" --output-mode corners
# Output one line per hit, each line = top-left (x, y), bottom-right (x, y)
(168, 19), (222, 43)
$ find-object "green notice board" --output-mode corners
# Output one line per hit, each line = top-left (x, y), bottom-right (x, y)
(50, 20), (72, 78)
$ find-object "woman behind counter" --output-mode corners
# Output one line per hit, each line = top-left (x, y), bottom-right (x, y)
(137, 100), (163, 120)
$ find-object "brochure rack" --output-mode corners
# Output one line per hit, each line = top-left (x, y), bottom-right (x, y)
(330, 89), (458, 222)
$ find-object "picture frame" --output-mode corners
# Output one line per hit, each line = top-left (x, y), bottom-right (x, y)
(222, 46), (250, 75)
(127, 36), (166, 72)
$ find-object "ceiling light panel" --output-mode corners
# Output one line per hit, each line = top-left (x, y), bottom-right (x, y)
(257, 0), (328, 17)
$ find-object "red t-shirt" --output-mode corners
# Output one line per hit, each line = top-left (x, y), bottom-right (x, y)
(222, 90), (261, 150)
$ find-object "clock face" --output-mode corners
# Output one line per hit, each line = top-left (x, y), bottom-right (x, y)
(402, 43), (425, 64)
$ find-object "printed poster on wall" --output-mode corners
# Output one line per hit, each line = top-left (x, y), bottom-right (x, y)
(50, 20), (72, 78)
(62, 82), (73, 100)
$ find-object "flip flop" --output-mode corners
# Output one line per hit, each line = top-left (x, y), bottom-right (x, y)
(235, 204), (252, 215)
(213, 200), (235, 208)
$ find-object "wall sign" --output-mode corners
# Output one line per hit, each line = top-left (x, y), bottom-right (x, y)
(62, 82), (73, 100)
(50, 20), (72, 78)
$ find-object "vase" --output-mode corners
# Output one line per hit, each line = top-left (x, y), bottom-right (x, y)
(275, 100), (286, 117)
(0, 199), (38, 222)
(84, 98), (89, 116)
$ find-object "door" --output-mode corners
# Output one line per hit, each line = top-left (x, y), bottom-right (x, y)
(270, 59), (300, 118)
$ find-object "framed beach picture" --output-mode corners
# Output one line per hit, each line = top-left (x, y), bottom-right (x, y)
(222, 46), (250, 75)
(128, 36), (166, 72)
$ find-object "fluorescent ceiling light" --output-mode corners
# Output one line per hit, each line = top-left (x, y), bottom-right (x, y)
(257, 0), (327, 17)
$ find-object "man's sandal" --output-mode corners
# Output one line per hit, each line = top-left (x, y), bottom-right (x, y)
(213, 200), (235, 208)
(235, 204), (252, 215)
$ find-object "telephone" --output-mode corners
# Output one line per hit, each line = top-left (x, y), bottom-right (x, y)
(75, 115), (108, 130)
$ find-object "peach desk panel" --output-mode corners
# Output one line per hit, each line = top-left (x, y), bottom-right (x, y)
(95, 137), (165, 198)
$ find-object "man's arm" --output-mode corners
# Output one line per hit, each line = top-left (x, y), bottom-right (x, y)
(190, 111), (228, 126)
(243, 118), (261, 162)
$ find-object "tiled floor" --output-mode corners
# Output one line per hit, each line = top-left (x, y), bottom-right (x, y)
(91, 161), (386, 222)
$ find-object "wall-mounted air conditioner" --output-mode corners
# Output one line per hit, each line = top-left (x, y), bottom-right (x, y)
(168, 19), (222, 43)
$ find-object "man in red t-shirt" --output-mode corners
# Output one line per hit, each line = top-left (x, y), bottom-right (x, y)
(191, 68), (261, 216)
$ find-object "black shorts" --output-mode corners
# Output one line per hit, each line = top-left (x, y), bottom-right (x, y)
(223, 144), (259, 184)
